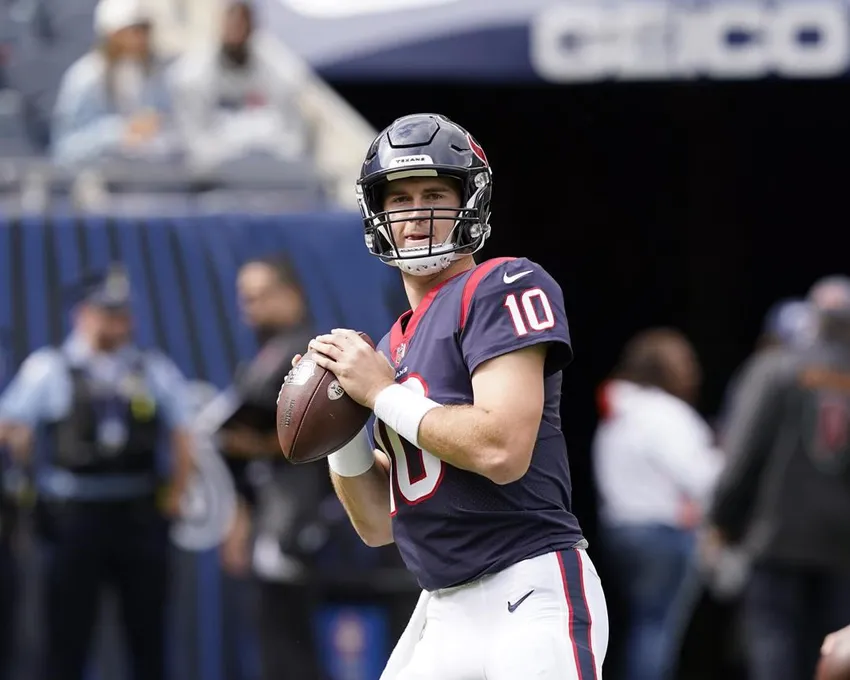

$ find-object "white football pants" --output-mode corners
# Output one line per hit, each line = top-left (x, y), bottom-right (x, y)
(382, 548), (609, 680)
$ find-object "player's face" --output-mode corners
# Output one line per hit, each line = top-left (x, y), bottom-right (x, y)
(381, 177), (462, 251)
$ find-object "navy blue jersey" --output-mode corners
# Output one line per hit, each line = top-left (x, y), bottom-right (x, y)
(367, 257), (585, 591)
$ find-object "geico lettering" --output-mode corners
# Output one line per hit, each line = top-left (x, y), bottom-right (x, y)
(530, 1), (850, 81)
(285, 0), (459, 19)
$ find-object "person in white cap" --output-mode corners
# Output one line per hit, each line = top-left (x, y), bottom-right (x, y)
(169, 1), (312, 172)
(50, 0), (178, 165)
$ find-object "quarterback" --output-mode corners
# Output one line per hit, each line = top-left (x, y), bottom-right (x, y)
(305, 113), (608, 679)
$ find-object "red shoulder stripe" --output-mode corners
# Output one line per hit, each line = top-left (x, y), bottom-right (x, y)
(459, 257), (516, 329)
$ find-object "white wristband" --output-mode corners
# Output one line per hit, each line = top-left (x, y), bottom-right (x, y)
(373, 383), (440, 449)
(328, 428), (375, 477)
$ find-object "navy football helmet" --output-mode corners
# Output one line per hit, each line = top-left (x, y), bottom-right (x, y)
(356, 113), (493, 276)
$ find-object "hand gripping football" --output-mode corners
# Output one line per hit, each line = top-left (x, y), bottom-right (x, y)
(276, 332), (374, 464)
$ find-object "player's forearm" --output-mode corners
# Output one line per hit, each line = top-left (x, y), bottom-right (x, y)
(330, 457), (393, 547)
(372, 383), (533, 484)
(417, 404), (532, 485)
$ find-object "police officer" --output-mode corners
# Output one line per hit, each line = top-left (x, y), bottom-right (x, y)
(706, 275), (850, 680)
(0, 263), (194, 680)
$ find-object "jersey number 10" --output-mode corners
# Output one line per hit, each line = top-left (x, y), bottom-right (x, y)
(504, 288), (555, 336)
(374, 375), (445, 514)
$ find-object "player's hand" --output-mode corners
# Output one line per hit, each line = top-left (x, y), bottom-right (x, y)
(308, 329), (395, 409)
(291, 353), (302, 368)
(823, 625), (850, 655)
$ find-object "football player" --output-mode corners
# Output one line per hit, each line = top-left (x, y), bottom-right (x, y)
(304, 113), (608, 679)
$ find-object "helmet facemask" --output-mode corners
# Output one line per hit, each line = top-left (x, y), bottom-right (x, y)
(357, 168), (492, 277)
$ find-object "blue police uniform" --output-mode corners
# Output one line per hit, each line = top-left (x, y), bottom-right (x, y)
(0, 266), (191, 680)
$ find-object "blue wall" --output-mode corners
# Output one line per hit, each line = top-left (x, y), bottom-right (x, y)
(0, 212), (407, 680)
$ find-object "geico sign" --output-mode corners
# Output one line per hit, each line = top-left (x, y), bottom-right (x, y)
(530, 2), (850, 81)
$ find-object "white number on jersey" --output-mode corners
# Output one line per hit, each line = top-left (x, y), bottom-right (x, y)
(504, 287), (556, 336)
(373, 375), (444, 512)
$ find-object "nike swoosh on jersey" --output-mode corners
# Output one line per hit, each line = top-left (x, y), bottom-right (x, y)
(503, 270), (533, 284)
(507, 589), (535, 613)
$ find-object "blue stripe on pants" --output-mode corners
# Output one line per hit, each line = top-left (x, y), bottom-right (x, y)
(558, 549), (598, 680)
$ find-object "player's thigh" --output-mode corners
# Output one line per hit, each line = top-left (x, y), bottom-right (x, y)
(394, 625), (478, 680)
(486, 611), (607, 680)
(486, 615), (606, 680)
(486, 623), (585, 680)
(486, 550), (609, 680)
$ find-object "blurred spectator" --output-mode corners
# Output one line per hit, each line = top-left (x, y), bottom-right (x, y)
(0, 264), (194, 680)
(717, 298), (817, 442)
(759, 298), (817, 352)
(593, 328), (724, 680)
(169, 1), (311, 173)
(0, 11), (9, 92)
(50, 0), (179, 166)
(707, 275), (850, 680)
(218, 256), (327, 680)
(0, 445), (14, 680)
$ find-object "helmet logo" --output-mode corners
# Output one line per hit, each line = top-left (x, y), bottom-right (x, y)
(389, 154), (433, 167)
(467, 134), (488, 166)
(396, 123), (417, 139)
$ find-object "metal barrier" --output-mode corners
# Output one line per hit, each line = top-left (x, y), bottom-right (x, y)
(0, 157), (331, 216)
(0, 212), (412, 680)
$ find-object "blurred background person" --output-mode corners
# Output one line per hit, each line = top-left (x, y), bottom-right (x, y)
(0, 264), (193, 680)
(0, 442), (14, 680)
(706, 275), (850, 680)
(717, 297), (817, 442)
(754, 298), (817, 354)
(593, 328), (724, 680)
(50, 0), (178, 166)
(168, 1), (312, 174)
(218, 255), (327, 680)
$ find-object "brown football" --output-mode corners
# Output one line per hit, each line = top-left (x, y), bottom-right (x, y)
(276, 332), (374, 464)
(818, 629), (850, 680)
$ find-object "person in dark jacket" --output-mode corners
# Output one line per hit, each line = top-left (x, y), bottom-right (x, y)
(716, 297), (816, 443)
(218, 255), (328, 680)
(706, 275), (850, 680)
